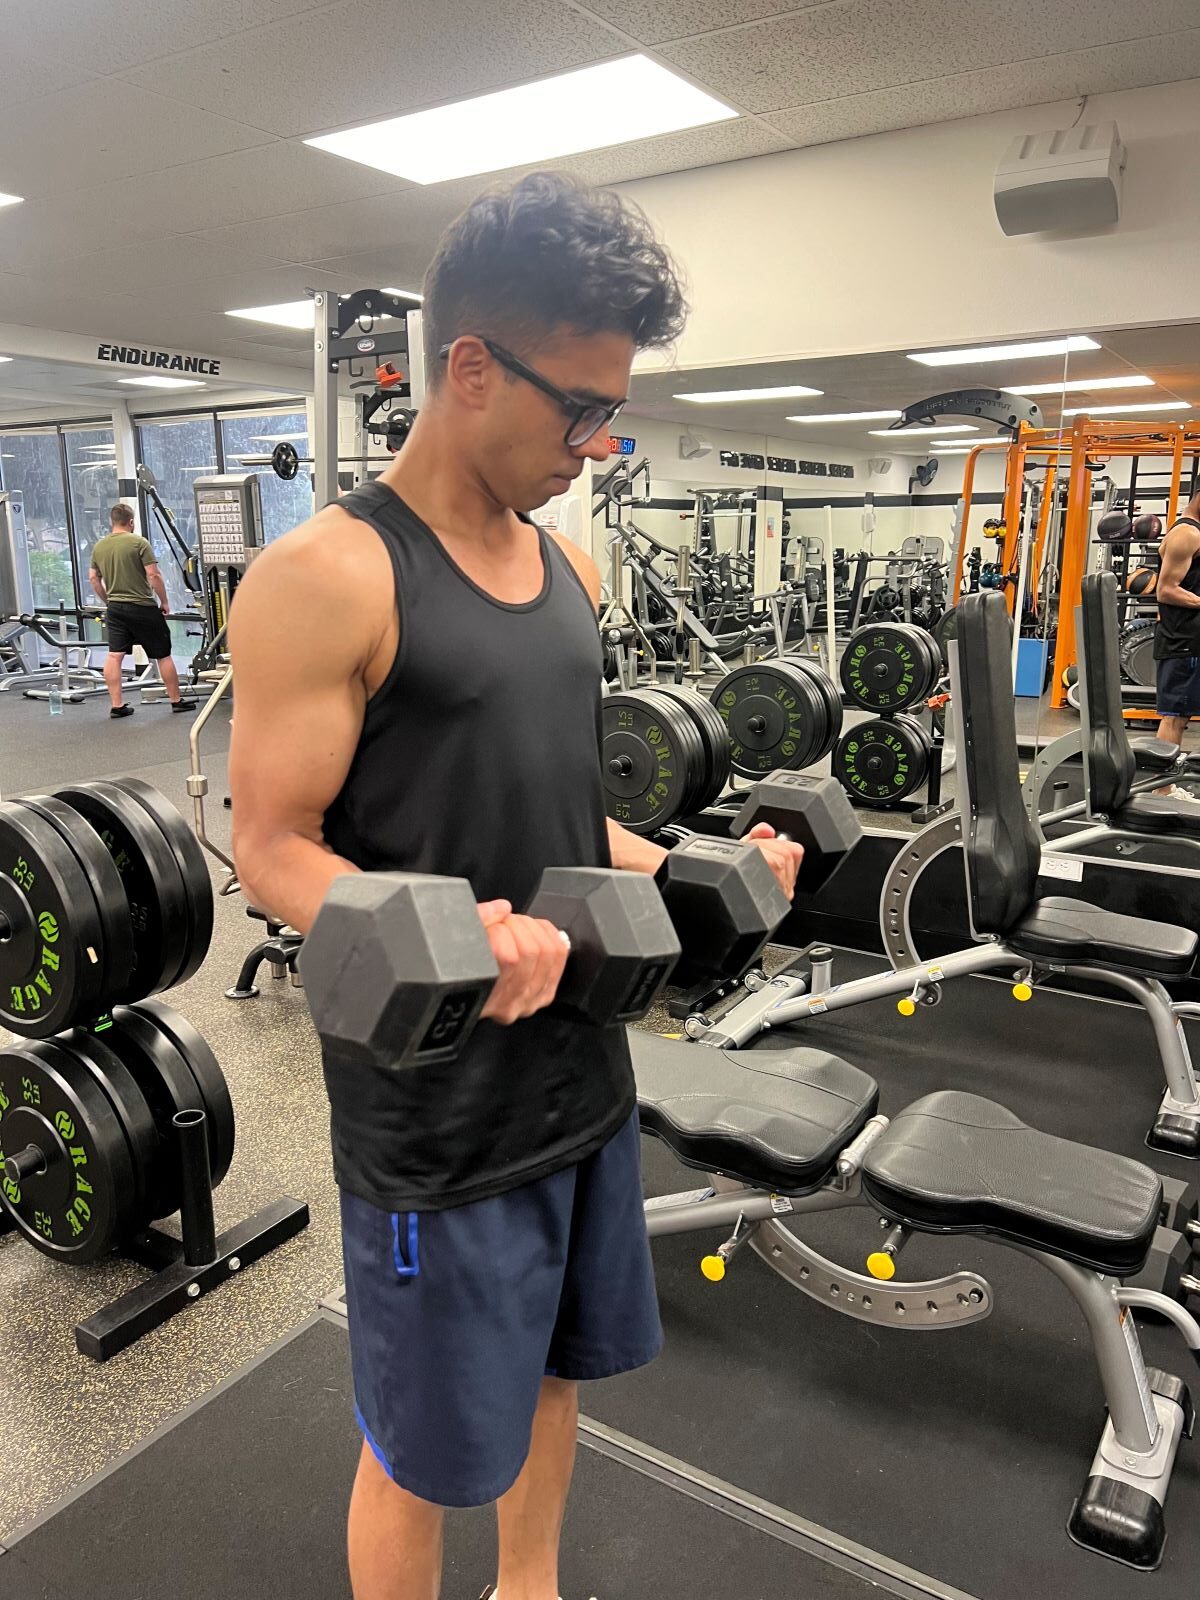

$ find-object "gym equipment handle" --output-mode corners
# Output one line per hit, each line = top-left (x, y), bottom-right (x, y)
(3, 1144), (47, 1184)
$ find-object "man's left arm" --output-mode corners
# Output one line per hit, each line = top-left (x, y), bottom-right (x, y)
(554, 533), (804, 899)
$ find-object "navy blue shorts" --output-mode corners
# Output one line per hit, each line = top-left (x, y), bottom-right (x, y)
(339, 1111), (661, 1508)
(1156, 656), (1200, 717)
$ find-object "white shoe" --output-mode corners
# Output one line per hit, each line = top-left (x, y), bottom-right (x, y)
(1164, 785), (1200, 802)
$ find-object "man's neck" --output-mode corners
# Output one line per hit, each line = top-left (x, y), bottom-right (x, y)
(377, 413), (516, 548)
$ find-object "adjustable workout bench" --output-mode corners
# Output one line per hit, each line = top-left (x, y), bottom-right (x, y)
(633, 1030), (1200, 1569)
(682, 590), (1200, 1157)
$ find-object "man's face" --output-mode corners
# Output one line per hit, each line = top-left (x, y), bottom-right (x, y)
(464, 329), (636, 513)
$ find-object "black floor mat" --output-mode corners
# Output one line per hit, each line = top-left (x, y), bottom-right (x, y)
(585, 952), (1200, 1600)
(0, 1314), (906, 1600)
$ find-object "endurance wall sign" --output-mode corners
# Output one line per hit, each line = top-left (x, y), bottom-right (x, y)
(97, 344), (221, 377)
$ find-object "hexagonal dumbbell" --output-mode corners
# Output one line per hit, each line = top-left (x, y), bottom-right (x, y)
(731, 770), (862, 894)
(298, 866), (681, 1071)
(655, 836), (790, 978)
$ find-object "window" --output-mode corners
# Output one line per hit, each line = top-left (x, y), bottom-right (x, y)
(220, 409), (312, 544)
(136, 415), (218, 615)
(0, 431), (73, 610)
(65, 426), (119, 590)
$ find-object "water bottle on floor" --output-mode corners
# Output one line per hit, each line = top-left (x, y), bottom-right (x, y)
(49, 686), (63, 715)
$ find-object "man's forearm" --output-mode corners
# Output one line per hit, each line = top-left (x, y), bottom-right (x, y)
(150, 576), (170, 610)
(1158, 584), (1200, 608)
(235, 831), (359, 934)
(607, 818), (668, 875)
(90, 577), (107, 603)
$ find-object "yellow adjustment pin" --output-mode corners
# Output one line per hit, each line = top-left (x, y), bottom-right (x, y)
(1012, 981), (1033, 1002)
(701, 1255), (726, 1282)
(867, 1251), (897, 1281)
(897, 996), (916, 1017)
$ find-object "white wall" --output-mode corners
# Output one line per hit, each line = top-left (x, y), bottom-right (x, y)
(621, 79), (1200, 369)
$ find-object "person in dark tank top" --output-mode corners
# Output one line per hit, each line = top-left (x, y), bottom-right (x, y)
(1153, 488), (1200, 760)
(227, 172), (802, 1600)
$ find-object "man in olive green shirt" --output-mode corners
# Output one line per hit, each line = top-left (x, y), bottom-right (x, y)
(89, 503), (194, 718)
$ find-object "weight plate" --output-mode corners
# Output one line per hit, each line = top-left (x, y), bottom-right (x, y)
(0, 1036), (134, 1262)
(0, 801), (104, 1037)
(103, 1004), (231, 1213)
(932, 606), (958, 667)
(107, 778), (214, 988)
(58, 1028), (160, 1227)
(652, 690), (708, 818)
(602, 692), (702, 834)
(272, 441), (300, 480)
(709, 661), (834, 779)
(650, 687), (732, 811)
(840, 624), (937, 712)
(1118, 619), (1157, 688)
(832, 713), (932, 807)
(787, 660), (844, 764)
(55, 780), (192, 998)
(17, 795), (136, 1015)
(129, 999), (235, 1190)
(914, 627), (943, 701)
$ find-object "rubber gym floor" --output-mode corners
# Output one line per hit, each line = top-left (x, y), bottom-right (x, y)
(1, 688), (1196, 1600)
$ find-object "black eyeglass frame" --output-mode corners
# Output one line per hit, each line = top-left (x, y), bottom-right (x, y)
(438, 336), (627, 448)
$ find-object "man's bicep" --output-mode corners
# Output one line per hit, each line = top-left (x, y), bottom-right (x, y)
(1158, 529), (1199, 588)
(227, 552), (370, 849)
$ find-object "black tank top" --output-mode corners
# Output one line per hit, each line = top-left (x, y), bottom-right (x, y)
(321, 481), (634, 1211)
(1154, 517), (1200, 659)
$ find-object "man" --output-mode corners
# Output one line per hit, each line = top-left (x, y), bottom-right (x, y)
(1153, 487), (1200, 751)
(228, 172), (802, 1600)
(88, 503), (195, 717)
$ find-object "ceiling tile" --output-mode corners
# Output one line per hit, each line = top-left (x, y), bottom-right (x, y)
(127, 264), (365, 317)
(1, 0), (333, 77)
(0, 199), (165, 276)
(0, 82), (274, 201)
(40, 235), (295, 297)
(765, 29), (1200, 145)
(0, 39), (99, 111)
(73, 143), (414, 239)
(119, 0), (626, 139)
(662, 0), (1200, 113)
(549, 116), (793, 183)
(574, 0), (821, 45)
(190, 189), (455, 268)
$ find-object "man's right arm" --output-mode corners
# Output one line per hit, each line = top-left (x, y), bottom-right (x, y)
(1156, 524), (1200, 608)
(88, 566), (107, 603)
(228, 510), (388, 934)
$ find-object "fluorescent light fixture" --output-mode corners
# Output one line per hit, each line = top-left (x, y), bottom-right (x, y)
(227, 300), (313, 330)
(868, 424), (978, 436)
(382, 287), (424, 303)
(908, 336), (1101, 366)
(0, 356), (12, 364)
(1062, 400), (1193, 416)
(0, 193), (23, 209)
(118, 376), (207, 390)
(788, 409), (901, 424)
(307, 56), (737, 186)
(1003, 374), (1154, 397)
(675, 384), (824, 404)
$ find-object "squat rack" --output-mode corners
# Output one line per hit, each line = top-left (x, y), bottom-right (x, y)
(951, 420), (1200, 707)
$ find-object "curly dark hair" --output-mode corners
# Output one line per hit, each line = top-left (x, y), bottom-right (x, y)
(423, 171), (687, 380)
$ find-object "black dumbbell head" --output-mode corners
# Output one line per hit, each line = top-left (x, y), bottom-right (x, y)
(299, 873), (499, 1068)
(733, 771), (862, 893)
(527, 867), (681, 1025)
(657, 837), (789, 977)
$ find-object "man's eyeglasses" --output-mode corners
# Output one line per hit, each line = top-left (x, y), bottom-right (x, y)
(438, 336), (627, 448)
